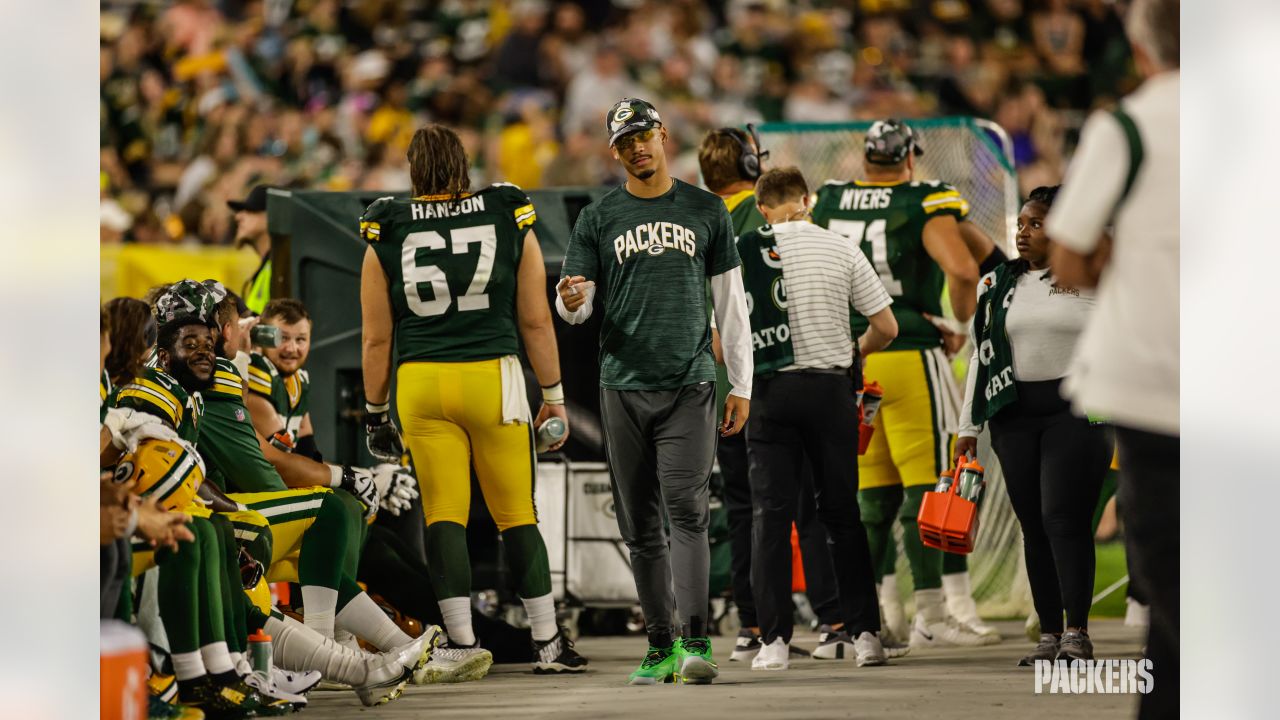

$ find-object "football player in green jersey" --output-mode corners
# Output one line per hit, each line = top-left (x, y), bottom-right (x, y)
(558, 99), (754, 684)
(361, 123), (586, 679)
(812, 119), (998, 648)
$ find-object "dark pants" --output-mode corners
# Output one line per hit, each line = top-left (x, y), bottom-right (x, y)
(101, 537), (130, 619)
(601, 383), (717, 641)
(1115, 426), (1178, 720)
(721, 432), (842, 630)
(747, 371), (880, 643)
(990, 379), (1110, 632)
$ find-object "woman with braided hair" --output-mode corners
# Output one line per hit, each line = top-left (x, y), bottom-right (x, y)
(955, 185), (1111, 666)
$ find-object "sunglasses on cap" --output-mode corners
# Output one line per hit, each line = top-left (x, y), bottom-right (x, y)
(615, 128), (658, 152)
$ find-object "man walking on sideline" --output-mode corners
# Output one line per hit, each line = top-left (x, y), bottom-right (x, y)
(740, 168), (899, 670)
(1047, 1), (1179, 715)
(556, 98), (754, 685)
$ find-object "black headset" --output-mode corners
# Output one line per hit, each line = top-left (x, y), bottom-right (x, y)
(721, 124), (769, 181)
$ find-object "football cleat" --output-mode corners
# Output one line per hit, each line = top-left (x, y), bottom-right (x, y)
(353, 654), (410, 708)
(532, 628), (589, 674)
(177, 676), (263, 719)
(412, 641), (492, 684)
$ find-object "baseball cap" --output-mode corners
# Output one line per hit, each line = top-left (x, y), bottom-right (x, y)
(227, 184), (272, 213)
(864, 119), (924, 165)
(606, 98), (662, 147)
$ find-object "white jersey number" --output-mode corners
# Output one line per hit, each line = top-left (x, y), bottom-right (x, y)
(401, 225), (497, 317)
(827, 218), (902, 296)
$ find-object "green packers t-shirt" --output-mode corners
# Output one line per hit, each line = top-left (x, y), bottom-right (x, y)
(562, 179), (741, 390)
(200, 357), (289, 494)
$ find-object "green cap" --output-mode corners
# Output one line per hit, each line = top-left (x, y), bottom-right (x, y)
(606, 98), (662, 146)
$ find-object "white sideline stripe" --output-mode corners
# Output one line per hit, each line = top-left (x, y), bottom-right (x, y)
(1091, 574), (1129, 605)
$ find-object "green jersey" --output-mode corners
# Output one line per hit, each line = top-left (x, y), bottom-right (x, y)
(112, 367), (202, 444)
(200, 357), (289, 494)
(562, 179), (741, 390)
(361, 183), (538, 364)
(246, 352), (310, 446)
(812, 179), (970, 350)
(100, 369), (114, 423)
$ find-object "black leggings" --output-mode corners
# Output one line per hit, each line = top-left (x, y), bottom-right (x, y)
(989, 379), (1110, 632)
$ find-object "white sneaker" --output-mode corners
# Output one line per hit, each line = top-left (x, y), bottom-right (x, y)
(413, 641), (493, 684)
(853, 632), (888, 667)
(812, 625), (854, 660)
(910, 614), (991, 648)
(270, 666), (322, 697)
(750, 637), (789, 670)
(1025, 611), (1041, 642)
(1124, 598), (1150, 629)
(879, 575), (910, 642)
(942, 572), (1001, 644)
(243, 669), (309, 706)
(729, 631), (762, 662)
(878, 628), (911, 659)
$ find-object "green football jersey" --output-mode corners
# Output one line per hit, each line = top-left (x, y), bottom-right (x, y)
(246, 352), (310, 445)
(100, 369), (114, 423)
(812, 179), (970, 350)
(712, 189), (766, 420)
(112, 367), (202, 443)
(562, 179), (741, 391)
(199, 357), (289, 494)
(362, 183), (537, 365)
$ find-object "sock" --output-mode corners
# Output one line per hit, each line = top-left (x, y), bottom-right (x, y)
(229, 651), (246, 675)
(501, 525), (553, 598)
(200, 641), (235, 675)
(941, 548), (968, 575)
(914, 588), (947, 623)
(157, 521), (204, 659)
(521, 593), (557, 642)
(439, 596), (476, 646)
(336, 592), (411, 651)
(265, 612), (370, 686)
(301, 585), (339, 639)
(425, 522), (473, 598)
(172, 651), (206, 682)
(209, 515), (250, 654)
(297, 492), (353, 615)
(647, 628), (673, 650)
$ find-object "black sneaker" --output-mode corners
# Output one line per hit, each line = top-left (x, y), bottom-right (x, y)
(1018, 634), (1061, 666)
(533, 627), (589, 674)
(729, 630), (761, 662)
(1056, 630), (1093, 661)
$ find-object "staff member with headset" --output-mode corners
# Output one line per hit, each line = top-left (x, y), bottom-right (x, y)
(956, 185), (1110, 666)
(740, 167), (898, 670)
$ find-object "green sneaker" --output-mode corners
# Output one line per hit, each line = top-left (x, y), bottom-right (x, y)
(627, 645), (677, 685)
(674, 636), (719, 685)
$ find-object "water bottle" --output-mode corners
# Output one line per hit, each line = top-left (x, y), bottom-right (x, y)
(861, 381), (884, 426)
(957, 458), (986, 503)
(536, 417), (567, 453)
(935, 468), (955, 494)
(248, 629), (273, 676)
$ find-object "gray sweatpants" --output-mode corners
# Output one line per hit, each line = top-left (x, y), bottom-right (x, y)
(600, 382), (717, 640)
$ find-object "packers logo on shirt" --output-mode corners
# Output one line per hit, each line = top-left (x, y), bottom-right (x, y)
(771, 276), (788, 310)
(759, 245), (783, 270)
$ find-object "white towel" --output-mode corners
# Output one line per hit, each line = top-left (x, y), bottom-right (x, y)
(499, 355), (532, 425)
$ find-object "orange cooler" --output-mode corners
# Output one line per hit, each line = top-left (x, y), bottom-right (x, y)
(101, 620), (148, 720)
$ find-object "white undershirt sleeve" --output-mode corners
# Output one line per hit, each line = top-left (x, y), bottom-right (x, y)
(710, 267), (753, 400)
(554, 280), (596, 325)
(1044, 111), (1127, 254)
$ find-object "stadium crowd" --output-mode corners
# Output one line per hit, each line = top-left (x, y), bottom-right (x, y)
(100, 1), (1176, 719)
(100, 0), (1139, 245)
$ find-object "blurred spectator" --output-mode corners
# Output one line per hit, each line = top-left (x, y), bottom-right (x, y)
(100, 0), (1138, 247)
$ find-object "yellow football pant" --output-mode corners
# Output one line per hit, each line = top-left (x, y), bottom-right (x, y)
(859, 348), (959, 489)
(397, 358), (537, 531)
(227, 487), (331, 583)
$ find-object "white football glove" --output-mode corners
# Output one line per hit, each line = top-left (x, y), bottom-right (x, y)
(103, 407), (179, 453)
(335, 466), (379, 520)
(371, 464), (418, 517)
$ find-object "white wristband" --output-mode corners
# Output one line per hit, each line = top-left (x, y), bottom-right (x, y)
(541, 382), (565, 405)
(328, 464), (344, 488)
(366, 401), (390, 414)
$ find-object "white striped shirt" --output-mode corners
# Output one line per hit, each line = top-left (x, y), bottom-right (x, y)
(766, 220), (893, 371)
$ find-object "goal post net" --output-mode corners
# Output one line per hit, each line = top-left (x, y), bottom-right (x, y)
(755, 117), (1031, 619)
